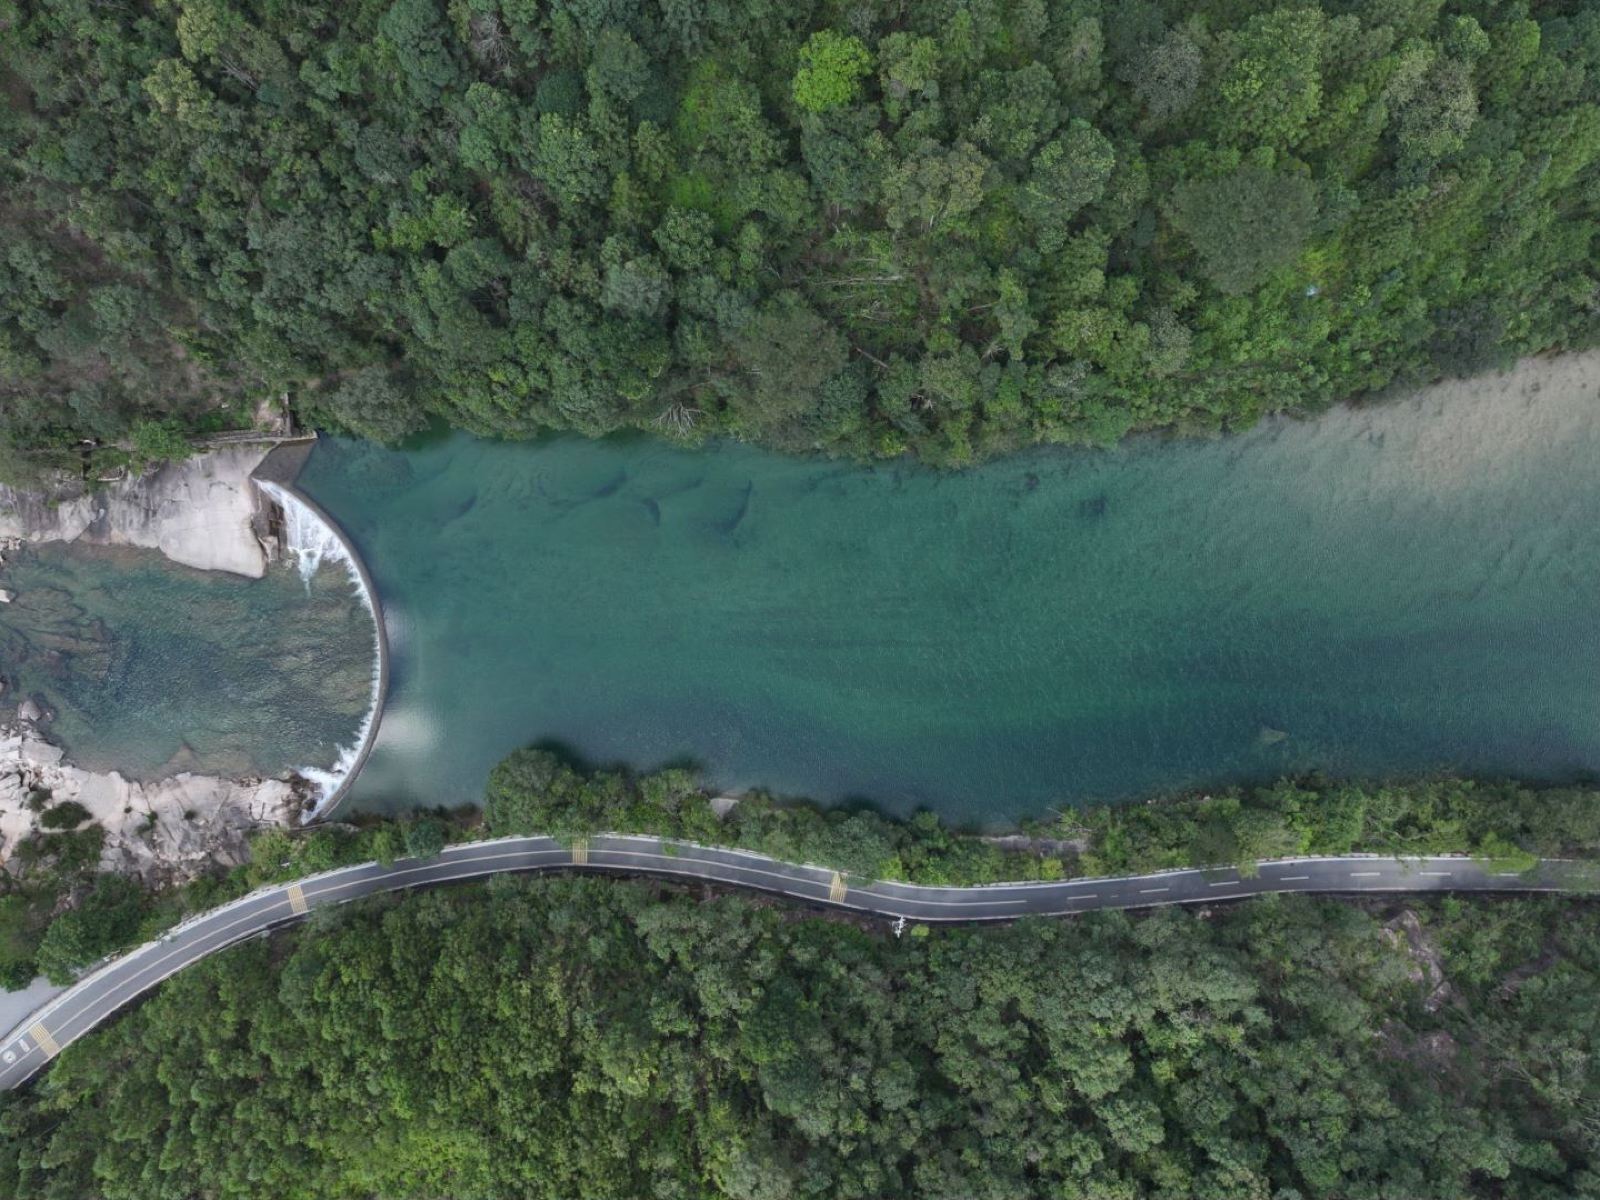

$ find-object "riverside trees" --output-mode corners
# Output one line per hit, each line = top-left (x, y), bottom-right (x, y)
(3, 0), (1599, 469)
(483, 747), (1600, 885)
(1, 877), (1596, 1198)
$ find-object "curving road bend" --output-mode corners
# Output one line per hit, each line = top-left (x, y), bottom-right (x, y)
(0, 834), (1591, 1091)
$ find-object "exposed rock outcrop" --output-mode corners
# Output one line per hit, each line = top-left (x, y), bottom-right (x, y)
(1382, 908), (1454, 1012)
(0, 447), (274, 578)
(0, 711), (302, 887)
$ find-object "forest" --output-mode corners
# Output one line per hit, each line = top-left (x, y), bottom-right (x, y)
(4, 0), (1600, 477)
(2, 876), (1597, 1198)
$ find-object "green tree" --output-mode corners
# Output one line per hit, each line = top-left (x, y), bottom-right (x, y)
(1394, 55), (1479, 165)
(33, 875), (145, 984)
(1018, 121), (1116, 251)
(309, 368), (428, 445)
(1130, 29), (1202, 123)
(1169, 165), (1318, 295)
(1212, 8), (1328, 149)
(403, 817), (447, 859)
(129, 418), (193, 464)
(883, 141), (991, 234)
(732, 295), (848, 431)
(792, 31), (872, 114)
(378, 0), (460, 106)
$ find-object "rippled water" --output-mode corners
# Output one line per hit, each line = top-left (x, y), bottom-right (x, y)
(0, 545), (373, 780)
(296, 358), (1600, 822)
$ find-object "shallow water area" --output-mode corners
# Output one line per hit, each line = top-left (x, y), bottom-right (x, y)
(0, 542), (373, 781)
(300, 356), (1600, 823)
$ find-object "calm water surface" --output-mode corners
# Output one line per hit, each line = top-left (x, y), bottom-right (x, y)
(0, 545), (372, 780)
(297, 365), (1600, 822)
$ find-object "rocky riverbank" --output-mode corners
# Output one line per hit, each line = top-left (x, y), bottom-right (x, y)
(0, 444), (332, 883)
(0, 703), (304, 886)
(0, 446), (276, 578)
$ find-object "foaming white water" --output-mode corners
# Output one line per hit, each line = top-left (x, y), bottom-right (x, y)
(261, 480), (348, 584)
(256, 480), (382, 815)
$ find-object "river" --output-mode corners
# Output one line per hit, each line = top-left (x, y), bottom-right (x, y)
(283, 355), (1600, 822)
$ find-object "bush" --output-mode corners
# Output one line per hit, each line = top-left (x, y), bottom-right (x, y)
(38, 801), (92, 831)
(128, 418), (192, 464)
(403, 818), (446, 860)
(34, 875), (146, 984)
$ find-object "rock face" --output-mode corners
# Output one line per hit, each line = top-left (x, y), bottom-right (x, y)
(1382, 908), (1454, 1012)
(0, 447), (273, 578)
(0, 712), (301, 886)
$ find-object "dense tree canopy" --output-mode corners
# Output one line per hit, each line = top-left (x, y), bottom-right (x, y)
(2, 879), (1597, 1198)
(3, 0), (1599, 472)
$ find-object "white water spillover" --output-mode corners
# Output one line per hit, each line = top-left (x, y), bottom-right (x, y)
(256, 479), (383, 814)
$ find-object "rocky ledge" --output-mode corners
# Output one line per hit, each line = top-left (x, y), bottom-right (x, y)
(0, 705), (304, 887)
(0, 446), (275, 578)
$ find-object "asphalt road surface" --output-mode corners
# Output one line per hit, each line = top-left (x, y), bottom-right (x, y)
(1, 834), (1589, 1091)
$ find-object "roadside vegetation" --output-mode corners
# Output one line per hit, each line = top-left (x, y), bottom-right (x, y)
(6, 745), (1598, 991)
(2, 876), (1597, 1198)
(4, 0), (1600, 476)
(0, 798), (468, 989)
(484, 748), (1600, 883)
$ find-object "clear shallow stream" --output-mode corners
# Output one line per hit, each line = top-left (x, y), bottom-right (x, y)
(0, 546), (372, 781)
(295, 362), (1600, 822)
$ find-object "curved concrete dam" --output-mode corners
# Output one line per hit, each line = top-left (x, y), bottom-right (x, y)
(291, 355), (1600, 823)
(254, 446), (390, 813)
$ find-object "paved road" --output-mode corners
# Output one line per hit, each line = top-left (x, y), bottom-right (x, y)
(0, 834), (1590, 1091)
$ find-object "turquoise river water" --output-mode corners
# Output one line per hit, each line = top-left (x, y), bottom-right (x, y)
(281, 359), (1600, 822)
(0, 546), (373, 781)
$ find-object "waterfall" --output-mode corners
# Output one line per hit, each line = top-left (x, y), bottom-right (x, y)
(261, 480), (348, 585)
(256, 480), (383, 816)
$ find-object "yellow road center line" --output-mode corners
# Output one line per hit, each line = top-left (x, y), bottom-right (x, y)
(572, 839), (589, 866)
(29, 1023), (59, 1057)
(829, 872), (847, 903)
(285, 883), (309, 915)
